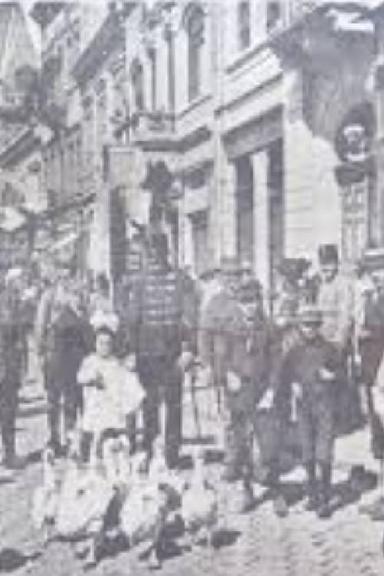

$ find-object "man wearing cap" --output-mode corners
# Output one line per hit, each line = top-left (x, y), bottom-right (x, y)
(128, 232), (195, 467)
(281, 304), (342, 518)
(199, 256), (257, 511)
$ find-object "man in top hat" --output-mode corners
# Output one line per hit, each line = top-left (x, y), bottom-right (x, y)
(317, 244), (353, 352)
(281, 303), (342, 518)
(316, 244), (356, 429)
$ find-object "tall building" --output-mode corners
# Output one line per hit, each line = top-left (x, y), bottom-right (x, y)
(0, 2), (41, 267)
(21, 1), (384, 300)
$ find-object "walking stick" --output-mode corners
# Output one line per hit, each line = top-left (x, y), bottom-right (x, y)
(188, 363), (202, 439)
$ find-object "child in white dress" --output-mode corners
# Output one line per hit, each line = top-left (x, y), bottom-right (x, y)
(77, 324), (145, 459)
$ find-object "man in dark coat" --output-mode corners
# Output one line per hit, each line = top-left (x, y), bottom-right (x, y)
(281, 304), (342, 518)
(0, 276), (25, 469)
(128, 233), (194, 467)
(35, 261), (91, 455)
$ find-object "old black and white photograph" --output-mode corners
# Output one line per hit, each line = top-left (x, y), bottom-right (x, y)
(1, 0), (384, 574)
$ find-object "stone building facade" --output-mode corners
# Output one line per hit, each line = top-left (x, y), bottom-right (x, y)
(0, 2), (41, 267)
(22, 1), (384, 302)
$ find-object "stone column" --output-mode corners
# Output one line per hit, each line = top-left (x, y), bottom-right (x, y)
(283, 67), (316, 259)
(251, 148), (270, 293)
(218, 153), (237, 261)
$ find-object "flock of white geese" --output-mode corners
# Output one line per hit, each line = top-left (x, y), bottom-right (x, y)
(31, 435), (219, 570)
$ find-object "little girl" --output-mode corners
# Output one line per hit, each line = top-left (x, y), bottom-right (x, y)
(77, 322), (145, 461)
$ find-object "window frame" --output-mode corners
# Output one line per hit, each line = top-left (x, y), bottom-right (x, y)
(238, 1), (251, 51)
(186, 5), (205, 103)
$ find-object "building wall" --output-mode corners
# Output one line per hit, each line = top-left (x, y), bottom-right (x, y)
(26, 1), (380, 287)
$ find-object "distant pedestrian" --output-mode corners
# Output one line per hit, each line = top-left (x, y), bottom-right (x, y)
(89, 273), (113, 317)
(0, 271), (25, 469)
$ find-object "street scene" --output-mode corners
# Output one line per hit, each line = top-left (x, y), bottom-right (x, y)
(1, 0), (384, 575)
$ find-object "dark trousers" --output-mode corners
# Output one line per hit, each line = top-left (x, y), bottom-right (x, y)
(223, 408), (253, 480)
(298, 403), (335, 466)
(0, 380), (19, 461)
(46, 381), (79, 449)
(137, 356), (182, 464)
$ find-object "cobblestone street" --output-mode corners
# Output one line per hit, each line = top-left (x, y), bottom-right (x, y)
(1, 379), (384, 576)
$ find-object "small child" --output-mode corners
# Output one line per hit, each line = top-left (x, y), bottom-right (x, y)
(281, 304), (342, 518)
(77, 323), (145, 461)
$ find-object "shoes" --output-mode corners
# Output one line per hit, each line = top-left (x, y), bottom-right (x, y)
(238, 483), (255, 514)
(305, 492), (319, 512)
(221, 465), (240, 483)
(359, 497), (384, 519)
(317, 498), (331, 519)
(273, 493), (289, 518)
(359, 496), (384, 516)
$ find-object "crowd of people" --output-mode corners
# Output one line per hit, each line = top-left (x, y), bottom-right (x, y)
(2, 231), (384, 530)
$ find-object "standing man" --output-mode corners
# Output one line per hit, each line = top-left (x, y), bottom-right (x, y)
(0, 271), (25, 469)
(316, 244), (355, 430)
(129, 233), (193, 467)
(199, 257), (257, 511)
(35, 258), (91, 455)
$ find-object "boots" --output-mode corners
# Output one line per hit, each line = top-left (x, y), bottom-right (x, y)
(304, 461), (318, 511)
(317, 463), (332, 519)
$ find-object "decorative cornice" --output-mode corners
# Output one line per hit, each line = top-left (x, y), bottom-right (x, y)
(0, 128), (40, 169)
(72, 11), (124, 87)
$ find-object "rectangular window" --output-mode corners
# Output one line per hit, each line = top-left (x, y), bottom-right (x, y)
(236, 156), (254, 266)
(267, 1), (282, 33)
(238, 1), (251, 50)
(187, 9), (204, 102)
(190, 210), (209, 277)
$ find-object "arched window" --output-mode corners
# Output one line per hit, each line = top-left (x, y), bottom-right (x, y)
(238, 1), (250, 50)
(130, 59), (145, 111)
(185, 4), (205, 102)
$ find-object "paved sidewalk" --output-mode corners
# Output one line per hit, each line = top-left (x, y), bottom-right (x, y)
(0, 379), (383, 576)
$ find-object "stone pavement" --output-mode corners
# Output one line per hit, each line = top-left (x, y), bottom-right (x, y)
(0, 378), (384, 576)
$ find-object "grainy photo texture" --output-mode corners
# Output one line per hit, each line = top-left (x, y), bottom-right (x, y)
(0, 0), (384, 574)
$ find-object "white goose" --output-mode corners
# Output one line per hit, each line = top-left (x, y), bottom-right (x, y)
(181, 447), (218, 546)
(120, 452), (167, 569)
(31, 447), (58, 544)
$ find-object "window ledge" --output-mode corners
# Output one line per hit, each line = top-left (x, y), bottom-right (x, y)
(225, 37), (271, 74)
(178, 93), (212, 119)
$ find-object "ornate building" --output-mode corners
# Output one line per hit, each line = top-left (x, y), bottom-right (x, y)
(0, 2), (41, 267)
(20, 1), (384, 301)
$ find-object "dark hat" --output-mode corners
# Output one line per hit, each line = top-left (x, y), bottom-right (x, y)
(318, 244), (339, 264)
(277, 258), (310, 281)
(299, 304), (322, 325)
